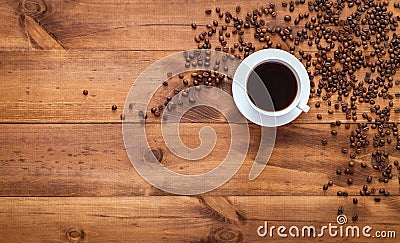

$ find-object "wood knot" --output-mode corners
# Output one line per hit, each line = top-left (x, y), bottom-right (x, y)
(144, 147), (164, 163)
(209, 227), (242, 243)
(18, 0), (46, 17)
(65, 228), (85, 242)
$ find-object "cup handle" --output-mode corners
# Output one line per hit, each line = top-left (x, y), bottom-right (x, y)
(297, 102), (310, 113)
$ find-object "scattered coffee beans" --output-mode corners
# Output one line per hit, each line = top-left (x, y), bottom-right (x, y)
(154, 0), (400, 218)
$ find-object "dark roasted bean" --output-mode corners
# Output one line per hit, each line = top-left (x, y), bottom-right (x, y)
(284, 15), (291, 21)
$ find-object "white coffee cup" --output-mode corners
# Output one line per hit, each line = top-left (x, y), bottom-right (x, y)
(232, 49), (310, 127)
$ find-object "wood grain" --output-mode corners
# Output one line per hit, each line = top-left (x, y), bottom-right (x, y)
(1, 123), (399, 196)
(0, 196), (398, 242)
(1, 51), (399, 123)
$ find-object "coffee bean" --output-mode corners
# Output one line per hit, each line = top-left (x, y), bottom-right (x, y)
(367, 176), (372, 183)
(317, 114), (322, 119)
(352, 214), (358, 221)
(337, 191), (343, 196)
(331, 130), (337, 135)
(328, 180), (333, 186)
(128, 103), (134, 110)
(353, 198), (358, 204)
(162, 81), (168, 86)
(322, 138), (328, 145)
(138, 110), (144, 118)
(349, 161), (355, 167)
(144, 148), (163, 163)
(323, 184), (329, 190)
(347, 178), (353, 185)
(336, 169), (342, 175)
(236, 6), (241, 12)
(284, 15), (291, 21)
(83, 90), (88, 95)
(191, 22), (197, 29)
(111, 105), (117, 111)
(374, 197), (381, 202)
(205, 9), (212, 14)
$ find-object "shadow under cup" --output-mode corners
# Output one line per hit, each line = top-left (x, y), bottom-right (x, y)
(246, 61), (299, 113)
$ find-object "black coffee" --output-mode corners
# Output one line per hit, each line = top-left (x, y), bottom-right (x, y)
(247, 62), (297, 111)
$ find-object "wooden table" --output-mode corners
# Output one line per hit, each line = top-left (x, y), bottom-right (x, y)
(1, 0), (399, 242)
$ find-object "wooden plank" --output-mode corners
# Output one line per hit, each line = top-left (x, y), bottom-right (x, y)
(1, 123), (399, 196)
(0, 196), (399, 242)
(2, 0), (398, 51)
(0, 50), (169, 123)
(1, 50), (399, 123)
